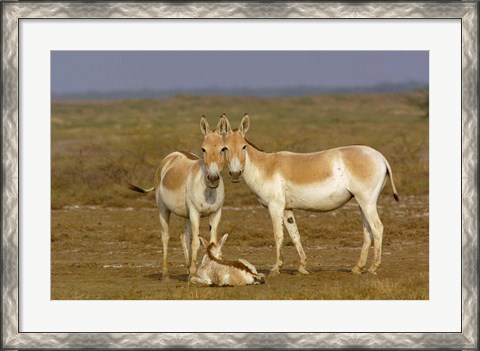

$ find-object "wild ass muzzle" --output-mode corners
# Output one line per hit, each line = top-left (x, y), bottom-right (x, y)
(128, 115), (229, 281)
(191, 234), (265, 286)
(222, 114), (399, 276)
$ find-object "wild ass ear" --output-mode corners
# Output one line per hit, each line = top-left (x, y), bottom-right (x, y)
(217, 113), (232, 135)
(219, 233), (229, 250)
(200, 115), (211, 136)
(239, 113), (250, 135)
(216, 113), (229, 135)
(199, 236), (209, 248)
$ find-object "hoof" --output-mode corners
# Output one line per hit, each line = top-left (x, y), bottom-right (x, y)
(351, 266), (363, 275)
(189, 276), (211, 285)
(253, 276), (265, 285)
(161, 275), (171, 282)
(269, 269), (281, 276)
(298, 267), (310, 275)
(188, 273), (199, 282)
(368, 267), (378, 275)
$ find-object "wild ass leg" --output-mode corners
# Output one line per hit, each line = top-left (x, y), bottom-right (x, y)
(356, 202), (384, 275)
(366, 207), (383, 274)
(180, 219), (192, 275)
(352, 207), (372, 275)
(188, 210), (201, 279)
(190, 276), (212, 286)
(208, 209), (222, 244)
(158, 207), (171, 281)
(269, 203), (285, 276)
(283, 210), (309, 274)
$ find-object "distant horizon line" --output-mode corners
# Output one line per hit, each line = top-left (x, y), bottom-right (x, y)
(52, 81), (428, 101)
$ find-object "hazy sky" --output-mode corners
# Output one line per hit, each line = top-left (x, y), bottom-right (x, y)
(51, 51), (428, 94)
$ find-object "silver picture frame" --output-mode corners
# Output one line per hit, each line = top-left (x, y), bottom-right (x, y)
(2, 2), (477, 349)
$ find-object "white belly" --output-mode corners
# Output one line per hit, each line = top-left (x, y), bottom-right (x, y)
(159, 185), (225, 218)
(285, 180), (352, 212)
(157, 187), (189, 217)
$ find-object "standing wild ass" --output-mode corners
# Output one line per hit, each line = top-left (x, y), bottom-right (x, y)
(191, 234), (265, 286)
(222, 114), (399, 275)
(128, 116), (227, 281)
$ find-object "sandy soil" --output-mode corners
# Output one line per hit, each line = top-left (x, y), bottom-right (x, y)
(51, 194), (428, 300)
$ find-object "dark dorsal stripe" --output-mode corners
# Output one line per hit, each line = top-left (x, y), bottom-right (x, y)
(245, 139), (264, 152)
(206, 243), (255, 275)
(178, 151), (200, 160)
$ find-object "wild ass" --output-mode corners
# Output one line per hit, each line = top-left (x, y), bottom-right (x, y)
(191, 234), (265, 286)
(128, 116), (228, 281)
(222, 114), (399, 276)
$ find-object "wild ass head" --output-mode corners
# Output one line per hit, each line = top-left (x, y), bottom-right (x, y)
(200, 115), (228, 189)
(222, 114), (250, 183)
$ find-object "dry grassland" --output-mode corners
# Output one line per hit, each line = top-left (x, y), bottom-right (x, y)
(52, 92), (428, 299)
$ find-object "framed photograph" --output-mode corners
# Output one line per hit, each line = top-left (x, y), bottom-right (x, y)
(2, 2), (477, 349)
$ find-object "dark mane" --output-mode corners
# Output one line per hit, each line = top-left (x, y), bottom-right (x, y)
(178, 151), (200, 160)
(206, 243), (255, 275)
(231, 129), (264, 151)
(245, 139), (264, 152)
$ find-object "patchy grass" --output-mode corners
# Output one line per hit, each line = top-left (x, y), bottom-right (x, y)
(52, 92), (428, 209)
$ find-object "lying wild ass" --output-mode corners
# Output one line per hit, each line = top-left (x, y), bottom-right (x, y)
(128, 116), (227, 281)
(191, 234), (265, 286)
(222, 114), (399, 275)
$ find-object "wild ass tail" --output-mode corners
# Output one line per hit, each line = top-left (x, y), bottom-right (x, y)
(127, 183), (155, 194)
(384, 159), (399, 202)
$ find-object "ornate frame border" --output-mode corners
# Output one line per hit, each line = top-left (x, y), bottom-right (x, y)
(2, 2), (477, 349)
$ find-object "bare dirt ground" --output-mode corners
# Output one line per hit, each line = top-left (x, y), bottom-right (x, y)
(51, 194), (428, 300)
